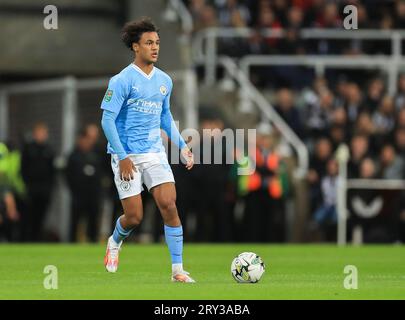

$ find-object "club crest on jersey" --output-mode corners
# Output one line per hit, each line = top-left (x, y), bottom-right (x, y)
(104, 90), (113, 102)
(160, 85), (168, 95)
(120, 181), (131, 192)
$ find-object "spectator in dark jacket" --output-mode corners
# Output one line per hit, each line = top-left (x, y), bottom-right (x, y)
(191, 113), (233, 242)
(307, 137), (333, 213)
(66, 127), (103, 243)
(21, 123), (55, 241)
(274, 88), (304, 137)
(348, 134), (370, 178)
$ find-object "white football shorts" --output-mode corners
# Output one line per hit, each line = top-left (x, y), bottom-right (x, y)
(111, 152), (175, 199)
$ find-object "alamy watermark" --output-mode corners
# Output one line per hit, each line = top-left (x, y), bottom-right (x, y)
(343, 265), (358, 290)
(343, 5), (358, 30)
(158, 122), (257, 176)
(43, 4), (358, 31)
(43, 265), (58, 290)
(43, 5), (58, 30)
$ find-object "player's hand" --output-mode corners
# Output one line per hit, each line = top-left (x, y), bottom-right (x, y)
(181, 147), (194, 170)
(119, 157), (136, 181)
(4, 193), (20, 222)
(6, 207), (19, 222)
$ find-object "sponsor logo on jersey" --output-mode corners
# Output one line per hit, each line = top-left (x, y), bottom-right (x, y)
(127, 98), (163, 115)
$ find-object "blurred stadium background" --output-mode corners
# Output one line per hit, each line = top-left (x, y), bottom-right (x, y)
(0, 0), (404, 246)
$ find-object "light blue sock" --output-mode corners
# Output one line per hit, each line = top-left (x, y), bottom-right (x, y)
(164, 225), (183, 265)
(112, 217), (133, 244)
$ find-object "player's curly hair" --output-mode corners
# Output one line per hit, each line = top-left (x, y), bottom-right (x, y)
(121, 17), (159, 51)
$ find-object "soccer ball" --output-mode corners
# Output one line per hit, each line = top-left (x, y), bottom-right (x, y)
(231, 252), (265, 283)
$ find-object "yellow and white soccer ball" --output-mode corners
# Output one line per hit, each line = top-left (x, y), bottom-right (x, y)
(231, 252), (265, 283)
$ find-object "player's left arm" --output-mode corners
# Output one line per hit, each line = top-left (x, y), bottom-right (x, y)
(160, 84), (194, 170)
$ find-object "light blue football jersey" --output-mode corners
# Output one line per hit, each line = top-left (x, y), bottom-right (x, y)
(101, 63), (186, 155)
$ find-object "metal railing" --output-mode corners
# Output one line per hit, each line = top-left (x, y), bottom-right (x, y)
(167, 0), (193, 35)
(165, 0), (195, 70)
(193, 27), (405, 59)
(239, 54), (404, 95)
(193, 27), (405, 87)
(0, 90), (8, 142)
(1, 77), (78, 155)
(218, 56), (309, 178)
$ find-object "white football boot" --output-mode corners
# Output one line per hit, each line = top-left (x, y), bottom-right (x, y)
(104, 236), (122, 273)
(171, 270), (196, 283)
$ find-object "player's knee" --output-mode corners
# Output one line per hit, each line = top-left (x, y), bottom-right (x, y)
(126, 214), (143, 227)
(159, 197), (177, 214)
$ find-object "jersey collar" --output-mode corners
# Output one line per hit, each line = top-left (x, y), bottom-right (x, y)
(131, 63), (156, 80)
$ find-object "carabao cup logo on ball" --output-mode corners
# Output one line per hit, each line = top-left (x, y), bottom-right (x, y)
(231, 252), (265, 283)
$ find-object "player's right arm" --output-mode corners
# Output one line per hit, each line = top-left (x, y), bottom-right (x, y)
(101, 76), (136, 181)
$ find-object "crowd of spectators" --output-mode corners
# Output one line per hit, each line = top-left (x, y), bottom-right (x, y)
(0, 123), (117, 243)
(273, 74), (404, 241)
(186, 0), (404, 56)
(184, 0), (405, 242)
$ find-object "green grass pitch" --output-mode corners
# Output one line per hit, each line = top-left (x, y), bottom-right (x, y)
(0, 244), (404, 299)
